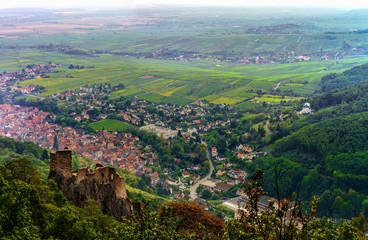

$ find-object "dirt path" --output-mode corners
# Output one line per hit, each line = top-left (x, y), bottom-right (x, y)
(137, 86), (149, 93)
(297, 34), (303, 44)
(273, 82), (282, 90)
(164, 80), (178, 88)
(265, 120), (272, 135)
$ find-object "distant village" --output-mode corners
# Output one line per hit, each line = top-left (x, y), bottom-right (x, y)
(0, 62), (60, 89)
(147, 47), (367, 65)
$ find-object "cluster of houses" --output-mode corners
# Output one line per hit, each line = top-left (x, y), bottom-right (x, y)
(0, 63), (61, 89)
(154, 49), (313, 65)
(0, 104), (158, 172)
(118, 111), (141, 125)
(113, 97), (234, 139)
(50, 82), (235, 140)
(205, 52), (312, 65)
(236, 144), (259, 161)
(211, 144), (262, 162)
(52, 83), (125, 111)
(153, 42), (368, 67)
(200, 166), (248, 194)
(310, 47), (367, 61)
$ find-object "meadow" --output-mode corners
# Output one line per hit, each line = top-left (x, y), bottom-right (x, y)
(89, 120), (130, 131)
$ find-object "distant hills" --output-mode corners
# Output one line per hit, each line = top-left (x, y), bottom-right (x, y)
(345, 9), (368, 17)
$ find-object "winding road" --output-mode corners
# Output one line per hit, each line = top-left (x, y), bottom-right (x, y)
(189, 141), (214, 199)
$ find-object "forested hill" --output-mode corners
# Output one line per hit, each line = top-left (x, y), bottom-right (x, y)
(295, 79), (368, 129)
(258, 69), (368, 219)
(319, 63), (368, 92)
(0, 136), (49, 178)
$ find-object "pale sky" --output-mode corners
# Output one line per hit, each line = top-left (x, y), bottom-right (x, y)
(1, 0), (368, 9)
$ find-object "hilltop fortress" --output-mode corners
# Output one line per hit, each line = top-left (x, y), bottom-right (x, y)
(48, 147), (133, 220)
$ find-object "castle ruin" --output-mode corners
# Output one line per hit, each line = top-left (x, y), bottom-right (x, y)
(48, 147), (132, 220)
(75, 163), (127, 199)
(50, 147), (72, 179)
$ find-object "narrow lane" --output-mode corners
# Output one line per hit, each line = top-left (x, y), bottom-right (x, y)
(189, 141), (214, 199)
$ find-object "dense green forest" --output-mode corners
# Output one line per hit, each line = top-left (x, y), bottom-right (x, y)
(0, 136), (49, 178)
(255, 66), (368, 219)
(319, 63), (368, 92)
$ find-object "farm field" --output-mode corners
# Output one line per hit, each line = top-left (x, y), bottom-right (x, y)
(14, 48), (368, 106)
(254, 95), (305, 104)
(241, 113), (267, 121)
(89, 120), (130, 131)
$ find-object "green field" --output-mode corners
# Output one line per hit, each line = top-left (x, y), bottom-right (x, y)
(126, 185), (168, 201)
(254, 94), (305, 104)
(233, 101), (260, 110)
(241, 113), (267, 121)
(12, 48), (368, 105)
(89, 120), (130, 131)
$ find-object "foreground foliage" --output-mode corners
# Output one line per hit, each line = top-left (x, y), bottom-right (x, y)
(223, 169), (365, 240)
(0, 157), (366, 239)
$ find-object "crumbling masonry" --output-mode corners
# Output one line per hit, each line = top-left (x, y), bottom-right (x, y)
(48, 147), (133, 220)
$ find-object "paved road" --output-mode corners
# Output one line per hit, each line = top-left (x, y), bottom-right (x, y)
(189, 141), (214, 199)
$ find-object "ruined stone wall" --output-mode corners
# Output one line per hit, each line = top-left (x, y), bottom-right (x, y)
(52, 148), (127, 200)
(75, 166), (127, 199)
(75, 168), (88, 184)
(48, 147), (132, 220)
(94, 166), (110, 185)
(101, 167), (127, 199)
(50, 147), (72, 179)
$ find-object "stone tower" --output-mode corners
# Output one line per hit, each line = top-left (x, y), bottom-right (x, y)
(49, 147), (72, 179)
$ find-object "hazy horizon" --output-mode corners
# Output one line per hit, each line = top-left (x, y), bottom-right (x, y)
(1, 0), (368, 10)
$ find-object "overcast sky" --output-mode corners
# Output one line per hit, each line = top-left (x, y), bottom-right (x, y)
(1, 0), (368, 9)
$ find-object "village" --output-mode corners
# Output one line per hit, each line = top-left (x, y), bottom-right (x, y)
(0, 104), (159, 171)
(51, 84), (237, 140)
(0, 62), (61, 90)
(0, 103), (257, 210)
(142, 44), (368, 65)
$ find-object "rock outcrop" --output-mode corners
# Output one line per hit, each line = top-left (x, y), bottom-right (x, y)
(48, 147), (133, 220)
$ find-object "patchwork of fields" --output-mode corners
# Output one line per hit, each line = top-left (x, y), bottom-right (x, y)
(13, 49), (368, 107)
